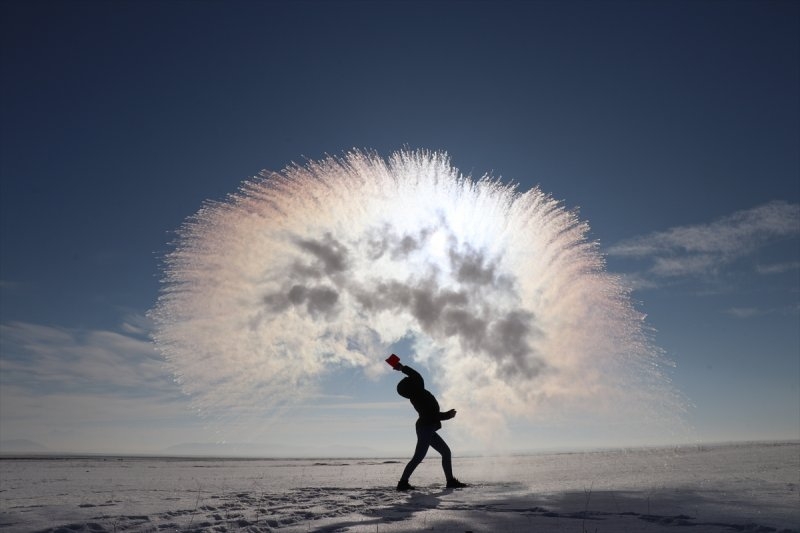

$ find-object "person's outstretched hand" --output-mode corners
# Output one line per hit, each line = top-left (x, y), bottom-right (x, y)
(444, 409), (457, 419)
(393, 363), (404, 371)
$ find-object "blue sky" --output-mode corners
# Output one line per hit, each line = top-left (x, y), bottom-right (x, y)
(1, 0), (798, 456)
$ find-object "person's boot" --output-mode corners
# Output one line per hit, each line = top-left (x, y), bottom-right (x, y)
(396, 479), (415, 491)
(446, 478), (468, 488)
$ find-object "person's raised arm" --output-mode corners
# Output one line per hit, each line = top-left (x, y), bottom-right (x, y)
(396, 363), (424, 388)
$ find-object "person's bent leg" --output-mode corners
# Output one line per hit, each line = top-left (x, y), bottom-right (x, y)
(429, 431), (453, 481)
(400, 425), (435, 483)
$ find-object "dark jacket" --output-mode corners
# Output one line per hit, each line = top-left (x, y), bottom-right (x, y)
(397, 365), (449, 430)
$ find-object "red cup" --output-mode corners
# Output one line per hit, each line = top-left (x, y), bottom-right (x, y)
(385, 354), (400, 368)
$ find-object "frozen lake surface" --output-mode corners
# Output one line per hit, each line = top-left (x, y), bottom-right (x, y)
(1, 441), (797, 532)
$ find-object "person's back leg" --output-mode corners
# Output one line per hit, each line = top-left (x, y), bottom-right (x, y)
(428, 432), (453, 481)
(429, 433), (467, 487)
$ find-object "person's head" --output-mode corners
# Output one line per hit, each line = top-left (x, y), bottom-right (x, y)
(396, 377), (418, 398)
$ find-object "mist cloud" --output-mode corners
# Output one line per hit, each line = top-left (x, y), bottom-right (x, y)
(152, 150), (680, 437)
(264, 227), (543, 379)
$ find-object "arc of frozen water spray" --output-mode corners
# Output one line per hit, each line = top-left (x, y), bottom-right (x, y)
(150, 149), (681, 438)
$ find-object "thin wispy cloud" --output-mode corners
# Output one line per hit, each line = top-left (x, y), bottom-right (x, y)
(0, 320), (175, 397)
(608, 201), (800, 280)
(0, 319), (197, 452)
(725, 307), (762, 319)
(724, 304), (800, 319)
(310, 401), (404, 411)
(756, 261), (800, 275)
(0, 381), (212, 454)
(119, 312), (156, 336)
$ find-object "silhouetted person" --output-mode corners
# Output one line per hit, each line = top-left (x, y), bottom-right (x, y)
(393, 362), (467, 491)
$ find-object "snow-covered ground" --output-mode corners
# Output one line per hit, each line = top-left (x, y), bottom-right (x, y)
(1, 441), (797, 532)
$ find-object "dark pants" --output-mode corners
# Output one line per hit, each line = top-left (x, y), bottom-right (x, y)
(400, 424), (453, 482)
